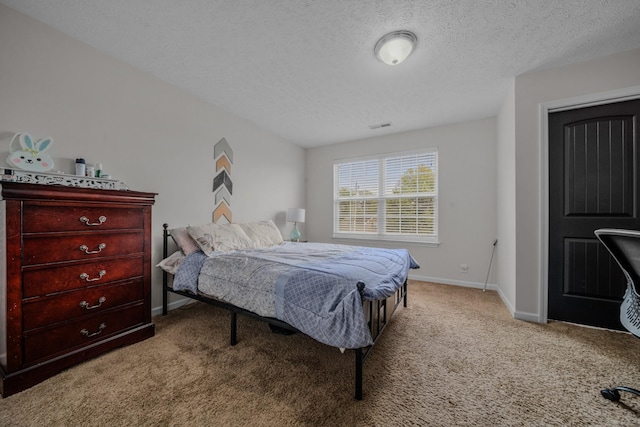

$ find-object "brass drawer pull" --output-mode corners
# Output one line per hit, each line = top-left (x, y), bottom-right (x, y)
(79, 296), (106, 310)
(79, 270), (106, 282)
(79, 215), (107, 226)
(80, 323), (106, 338)
(79, 243), (107, 254)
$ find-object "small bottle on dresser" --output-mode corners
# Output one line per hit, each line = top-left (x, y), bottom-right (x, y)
(75, 158), (85, 177)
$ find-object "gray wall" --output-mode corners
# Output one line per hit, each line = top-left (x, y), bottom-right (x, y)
(6, 3), (638, 324)
(498, 47), (640, 321)
(306, 118), (498, 288)
(0, 5), (306, 313)
(495, 80), (516, 314)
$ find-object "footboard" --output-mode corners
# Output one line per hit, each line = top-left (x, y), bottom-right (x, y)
(355, 280), (407, 399)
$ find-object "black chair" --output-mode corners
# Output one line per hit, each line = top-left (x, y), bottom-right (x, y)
(594, 228), (640, 402)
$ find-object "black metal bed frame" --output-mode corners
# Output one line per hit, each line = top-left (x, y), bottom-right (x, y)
(161, 223), (407, 400)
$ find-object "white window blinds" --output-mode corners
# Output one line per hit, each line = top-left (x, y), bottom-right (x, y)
(334, 149), (438, 243)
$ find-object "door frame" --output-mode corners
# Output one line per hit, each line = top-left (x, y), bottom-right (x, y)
(539, 85), (640, 324)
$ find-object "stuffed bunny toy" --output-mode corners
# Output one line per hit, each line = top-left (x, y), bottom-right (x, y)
(6, 133), (54, 172)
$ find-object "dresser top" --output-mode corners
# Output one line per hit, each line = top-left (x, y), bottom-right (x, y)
(0, 182), (156, 205)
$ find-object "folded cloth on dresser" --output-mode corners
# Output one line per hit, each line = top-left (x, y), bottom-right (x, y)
(172, 242), (419, 349)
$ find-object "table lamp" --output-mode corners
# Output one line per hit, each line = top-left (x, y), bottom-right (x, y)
(286, 208), (305, 242)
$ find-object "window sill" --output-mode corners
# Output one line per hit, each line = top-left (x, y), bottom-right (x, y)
(333, 234), (440, 247)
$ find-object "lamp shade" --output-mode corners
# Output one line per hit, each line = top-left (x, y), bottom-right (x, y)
(374, 30), (417, 65)
(286, 208), (305, 223)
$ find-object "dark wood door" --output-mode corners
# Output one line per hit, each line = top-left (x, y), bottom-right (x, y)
(548, 99), (640, 330)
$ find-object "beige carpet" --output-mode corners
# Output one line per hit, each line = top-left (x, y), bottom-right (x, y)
(2, 281), (640, 426)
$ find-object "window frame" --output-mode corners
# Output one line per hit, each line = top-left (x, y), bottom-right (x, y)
(333, 148), (439, 245)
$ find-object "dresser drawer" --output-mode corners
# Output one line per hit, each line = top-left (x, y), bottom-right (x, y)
(22, 280), (144, 331)
(22, 205), (144, 233)
(23, 232), (143, 265)
(23, 303), (145, 364)
(23, 257), (143, 297)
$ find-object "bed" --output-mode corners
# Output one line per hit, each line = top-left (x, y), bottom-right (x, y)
(158, 220), (419, 399)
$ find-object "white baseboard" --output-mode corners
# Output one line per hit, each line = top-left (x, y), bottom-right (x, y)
(513, 310), (542, 323)
(151, 297), (194, 317)
(408, 273), (544, 324)
(408, 273), (497, 291)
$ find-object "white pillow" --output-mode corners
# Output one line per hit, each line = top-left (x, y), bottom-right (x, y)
(238, 220), (284, 248)
(156, 250), (185, 275)
(187, 222), (253, 255)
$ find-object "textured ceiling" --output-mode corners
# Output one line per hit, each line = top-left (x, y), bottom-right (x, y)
(2, 0), (640, 147)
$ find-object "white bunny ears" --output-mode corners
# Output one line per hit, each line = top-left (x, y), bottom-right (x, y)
(6, 133), (55, 172)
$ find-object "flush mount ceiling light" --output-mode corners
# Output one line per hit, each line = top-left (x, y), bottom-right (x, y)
(374, 30), (417, 65)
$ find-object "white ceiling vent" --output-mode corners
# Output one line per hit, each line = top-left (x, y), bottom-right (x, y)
(369, 123), (392, 130)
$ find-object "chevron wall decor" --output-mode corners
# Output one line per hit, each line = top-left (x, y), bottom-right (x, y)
(212, 137), (233, 224)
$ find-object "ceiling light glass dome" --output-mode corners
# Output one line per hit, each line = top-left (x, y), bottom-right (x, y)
(374, 30), (417, 65)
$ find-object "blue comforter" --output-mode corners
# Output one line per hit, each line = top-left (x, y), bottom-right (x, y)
(172, 242), (419, 349)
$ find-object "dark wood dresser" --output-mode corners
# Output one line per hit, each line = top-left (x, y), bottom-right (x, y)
(0, 182), (156, 397)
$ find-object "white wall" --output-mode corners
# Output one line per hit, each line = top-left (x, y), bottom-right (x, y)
(306, 118), (498, 288)
(495, 79), (516, 313)
(0, 5), (306, 312)
(512, 47), (640, 321)
(9, 3), (637, 324)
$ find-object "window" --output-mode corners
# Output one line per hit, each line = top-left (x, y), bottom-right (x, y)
(334, 149), (438, 244)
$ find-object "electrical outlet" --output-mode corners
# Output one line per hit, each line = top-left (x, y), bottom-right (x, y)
(460, 264), (469, 273)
